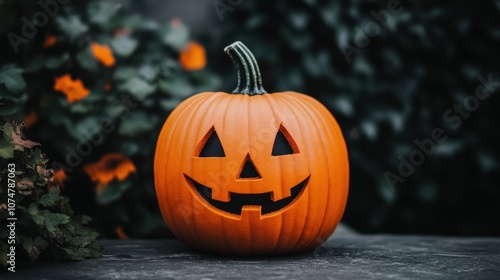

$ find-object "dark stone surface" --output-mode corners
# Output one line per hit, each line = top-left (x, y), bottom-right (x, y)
(4, 235), (500, 279)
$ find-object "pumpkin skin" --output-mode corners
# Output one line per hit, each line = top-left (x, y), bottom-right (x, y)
(154, 42), (349, 255)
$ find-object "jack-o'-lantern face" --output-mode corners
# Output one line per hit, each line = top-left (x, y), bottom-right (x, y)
(154, 41), (349, 256)
(184, 123), (310, 217)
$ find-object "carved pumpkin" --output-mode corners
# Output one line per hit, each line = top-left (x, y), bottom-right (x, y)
(154, 41), (349, 255)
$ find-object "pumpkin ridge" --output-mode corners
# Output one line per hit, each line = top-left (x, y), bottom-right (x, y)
(275, 93), (316, 252)
(300, 93), (350, 223)
(285, 93), (335, 251)
(216, 94), (236, 253)
(188, 93), (229, 249)
(170, 93), (220, 246)
(263, 94), (285, 253)
(214, 95), (247, 251)
(310, 95), (350, 221)
(155, 93), (208, 235)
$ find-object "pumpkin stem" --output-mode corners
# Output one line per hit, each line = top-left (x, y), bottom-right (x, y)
(224, 41), (266, 96)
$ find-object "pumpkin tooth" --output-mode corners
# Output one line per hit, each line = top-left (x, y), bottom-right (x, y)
(240, 206), (262, 221)
(211, 189), (230, 202)
(270, 188), (292, 202)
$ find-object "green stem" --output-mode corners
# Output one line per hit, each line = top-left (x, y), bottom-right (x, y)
(224, 41), (267, 95)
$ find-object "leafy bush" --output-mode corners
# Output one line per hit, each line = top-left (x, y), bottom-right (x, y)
(0, 0), (218, 237)
(0, 122), (104, 266)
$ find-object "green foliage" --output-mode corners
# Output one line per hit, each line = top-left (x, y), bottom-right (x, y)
(0, 0), (218, 238)
(0, 64), (27, 117)
(0, 64), (26, 93)
(0, 123), (104, 266)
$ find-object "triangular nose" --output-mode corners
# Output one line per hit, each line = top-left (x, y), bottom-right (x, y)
(238, 154), (261, 179)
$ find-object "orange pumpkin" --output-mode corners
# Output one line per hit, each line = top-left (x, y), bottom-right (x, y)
(154, 41), (349, 255)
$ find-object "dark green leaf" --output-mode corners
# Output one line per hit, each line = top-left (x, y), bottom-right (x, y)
(39, 188), (60, 208)
(88, 2), (120, 24)
(118, 111), (156, 136)
(124, 14), (159, 30)
(56, 16), (88, 40)
(97, 180), (133, 204)
(162, 23), (189, 50)
(159, 78), (195, 98)
(42, 211), (70, 233)
(111, 36), (138, 57)
(0, 64), (26, 92)
(45, 53), (70, 69)
(34, 237), (49, 250)
(119, 77), (156, 100)
(114, 67), (137, 80)
(77, 47), (99, 71)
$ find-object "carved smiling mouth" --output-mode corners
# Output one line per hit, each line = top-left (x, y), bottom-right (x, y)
(184, 175), (310, 216)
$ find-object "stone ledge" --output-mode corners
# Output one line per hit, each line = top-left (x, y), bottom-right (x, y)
(4, 235), (500, 279)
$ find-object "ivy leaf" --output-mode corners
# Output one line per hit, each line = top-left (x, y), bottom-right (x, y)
(162, 23), (190, 50)
(0, 123), (15, 158)
(118, 111), (156, 136)
(0, 147), (13, 159)
(119, 77), (156, 100)
(110, 36), (138, 57)
(97, 180), (132, 204)
(138, 65), (159, 81)
(114, 67), (137, 80)
(42, 211), (70, 233)
(0, 94), (28, 118)
(123, 14), (159, 30)
(0, 135), (14, 159)
(87, 2), (120, 24)
(45, 53), (70, 70)
(288, 10), (309, 30)
(66, 228), (98, 247)
(39, 188), (60, 208)
(66, 116), (102, 142)
(160, 99), (182, 111)
(34, 236), (49, 250)
(0, 64), (26, 92)
(66, 235), (96, 248)
(24, 56), (46, 73)
(56, 16), (88, 40)
(77, 47), (99, 71)
(159, 78), (195, 98)
(119, 140), (140, 156)
(20, 237), (38, 262)
(28, 203), (44, 225)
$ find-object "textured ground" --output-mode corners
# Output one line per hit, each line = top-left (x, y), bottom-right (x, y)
(4, 232), (500, 279)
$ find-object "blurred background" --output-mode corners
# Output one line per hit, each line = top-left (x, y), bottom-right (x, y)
(1, 0), (499, 238)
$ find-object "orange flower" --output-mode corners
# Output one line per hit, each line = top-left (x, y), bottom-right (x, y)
(43, 35), (56, 48)
(47, 169), (68, 190)
(24, 111), (38, 128)
(179, 41), (206, 71)
(91, 42), (115, 67)
(115, 226), (129, 239)
(54, 74), (90, 103)
(84, 153), (136, 187)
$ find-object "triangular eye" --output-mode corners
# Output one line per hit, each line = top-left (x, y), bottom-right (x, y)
(272, 125), (299, 156)
(198, 127), (225, 157)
